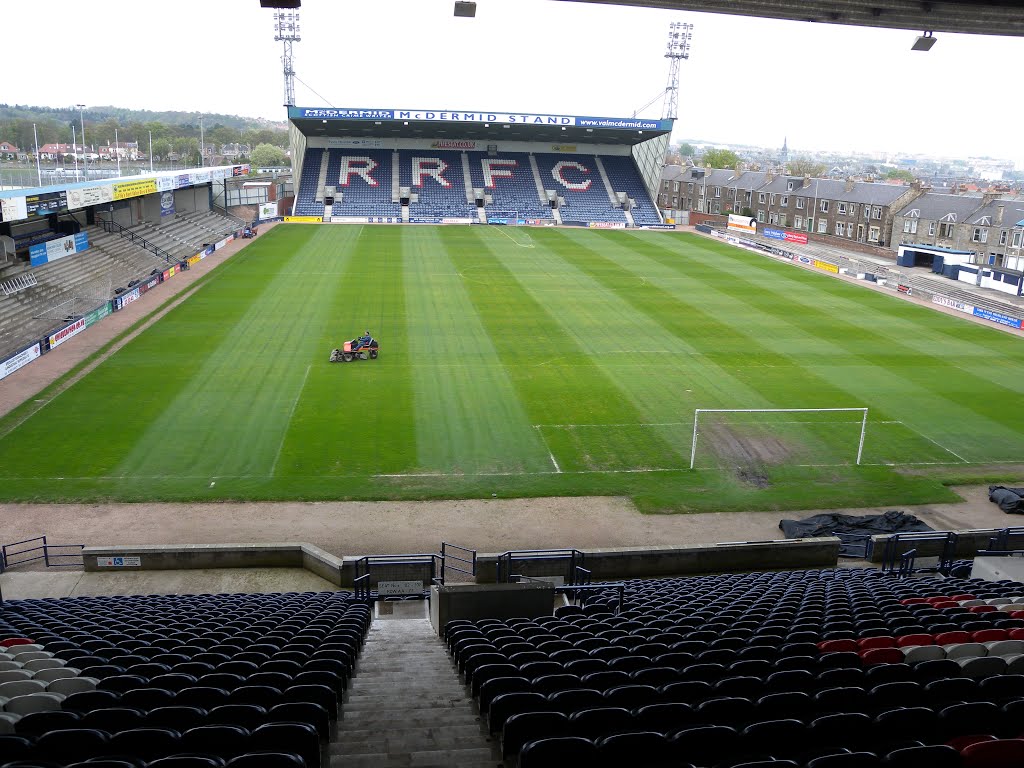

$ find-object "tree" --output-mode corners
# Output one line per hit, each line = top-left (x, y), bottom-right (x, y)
(678, 142), (695, 157)
(788, 160), (826, 177)
(151, 138), (172, 162)
(701, 148), (741, 169)
(250, 143), (289, 168)
(885, 168), (915, 183)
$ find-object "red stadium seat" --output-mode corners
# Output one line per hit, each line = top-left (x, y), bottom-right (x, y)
(0, 639), (35, 647)
(961, 738), (1024, 767)
(935, 632), (972, 645)
(859, 648), (904, 665)
(971, 629), (1008, 643)
(969, 606), (998, 614)
(818, 640), (858, 653)
(858, 637), (896, 650)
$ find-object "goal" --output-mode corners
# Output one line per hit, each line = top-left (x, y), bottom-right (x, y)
(689, 408), (868, 470)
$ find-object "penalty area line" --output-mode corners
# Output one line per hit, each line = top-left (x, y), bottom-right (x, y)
(533, 425), (562, 473)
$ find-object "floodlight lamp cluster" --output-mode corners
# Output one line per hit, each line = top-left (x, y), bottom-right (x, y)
(666, 21), (693, 59)
(273, 11), (301, 41)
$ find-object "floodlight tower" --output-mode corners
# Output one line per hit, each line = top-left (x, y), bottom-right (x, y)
(274, 10), (301, 107)
(663, 21), (693, 121)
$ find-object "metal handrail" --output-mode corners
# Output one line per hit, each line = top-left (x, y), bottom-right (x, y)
(437, 542), (477, 585)
(353, 574), (371, 604)
(97, 218), (173, 263)
(1, 535), (84, 572)
(353, 553), (439, 601)
(496, 548), (585, 585)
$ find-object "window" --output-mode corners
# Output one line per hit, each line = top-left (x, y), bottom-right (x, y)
(864, 206), (871, 219)
(928, 222), (936, 236)
(781, 195), (789, 207)
(818, 218), (828, 233)
(770, 194), (776, 205)
(757, 210), (765, 222)
(848, 204), (857, 217)
(673, 181), (680, 192)
(857, 224), (865, 240)
(847, 226), (853, 238)
(758, 192), (766, 203)
(794, 215), (803, 230)
(787, 181), (794, 191)
(873, 206), (882, 219)
(714, 186), (721, 198)
(903, 219), (918, 234)
(769, 212), (778, 224)
(999, 230), (1007, 246)
(1014, 231), (1022, 248)
(838, 202), (847, 215)
(869, 226), (880, 242)
(688, 183), (694, 191)
(835, 222), (845, 236)
(972, 227), (988, 243)
(712, 202), (720, 213)
(940, 222), (954, 238)
(796, 198), (805, 210)
(820, 200), (829, 213)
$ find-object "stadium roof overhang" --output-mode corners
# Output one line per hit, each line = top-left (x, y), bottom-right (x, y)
(288, 107), (672, 147)
(555, 0), (1024, 37)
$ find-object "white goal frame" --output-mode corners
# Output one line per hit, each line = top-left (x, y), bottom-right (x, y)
(689, 407), (869, 470)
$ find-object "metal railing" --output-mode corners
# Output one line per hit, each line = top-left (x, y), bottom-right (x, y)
(496, 548), (586, 585)
(435, 542), (476, 586)
(97, 218), (173, 263)
(1, 535), (84, 573)
(352, 553), (439, 602)
(880, 532), (958, 576)
(988, 527), (1024, 552)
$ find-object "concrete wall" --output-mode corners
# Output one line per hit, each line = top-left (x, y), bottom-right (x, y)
(429, 582), (555, 635)
(867, 528), (1004, 564)
(475, 538), (840, 583)
(83, 543), (344, 586)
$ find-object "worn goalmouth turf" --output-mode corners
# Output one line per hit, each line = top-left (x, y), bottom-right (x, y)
(0, 224), (1021, 512)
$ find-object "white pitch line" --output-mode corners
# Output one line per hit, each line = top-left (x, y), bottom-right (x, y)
(490, 226), (535, 248)
(887, 419), (969, 463)
(533, 425), (562, 473)
(270, 363), (311, 477)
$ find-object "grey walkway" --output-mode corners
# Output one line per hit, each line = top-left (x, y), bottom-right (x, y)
(332, 604), (500, 768)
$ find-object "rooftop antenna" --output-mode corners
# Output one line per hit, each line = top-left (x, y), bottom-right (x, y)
(663, 20), (693, 120)
(273, 10), (301, 107)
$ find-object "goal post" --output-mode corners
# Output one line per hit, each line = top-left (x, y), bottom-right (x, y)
(689, 407), (869, 470)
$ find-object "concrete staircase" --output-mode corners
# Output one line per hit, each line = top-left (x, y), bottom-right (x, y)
(331, 613), (500, 768)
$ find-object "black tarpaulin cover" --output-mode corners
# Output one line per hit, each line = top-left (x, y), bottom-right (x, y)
(989, 486), (1024, 515)
(778, 510), (934, 539)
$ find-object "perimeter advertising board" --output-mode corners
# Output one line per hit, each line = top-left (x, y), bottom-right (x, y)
(66, 186), (113, 210)
(26, 190), (68, 218)
(29, 232), (89, 267)
(47, 317), (87, 349)
(113, 179), (157, 201)
(1, 195), (28, 222)
(727, 214), (756, 234)
(763, 227), (808, 245)
(259, 203), (278, 220)
(0, 342), (41, 381)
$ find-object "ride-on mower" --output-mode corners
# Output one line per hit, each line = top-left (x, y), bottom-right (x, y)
(330, 332), (379, 362)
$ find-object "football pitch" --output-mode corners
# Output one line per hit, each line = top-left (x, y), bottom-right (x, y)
(1, 224), (1022, 513)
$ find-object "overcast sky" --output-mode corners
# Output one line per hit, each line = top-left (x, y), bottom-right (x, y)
(7, 0), (1021, 165)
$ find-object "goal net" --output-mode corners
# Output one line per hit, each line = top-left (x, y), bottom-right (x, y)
(689, 408), (868, 472)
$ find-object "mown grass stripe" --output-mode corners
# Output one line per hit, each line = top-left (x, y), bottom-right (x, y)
(607, 231), (1024, 462)
(450, 226), (682, 472)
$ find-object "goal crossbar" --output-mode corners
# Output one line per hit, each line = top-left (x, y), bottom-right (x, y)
(690, 407), (869, 470)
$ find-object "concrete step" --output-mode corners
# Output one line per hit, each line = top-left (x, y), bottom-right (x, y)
(331, 724), (485, 745)
(328, 747), (498, 768)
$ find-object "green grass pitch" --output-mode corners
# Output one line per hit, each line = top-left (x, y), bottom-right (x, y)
(1, 224), (1022, 512)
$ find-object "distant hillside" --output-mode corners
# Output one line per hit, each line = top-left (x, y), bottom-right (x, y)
(0, 104), (287, 132)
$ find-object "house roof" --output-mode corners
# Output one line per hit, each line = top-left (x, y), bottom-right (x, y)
(896, 192), (984, 222)
(790, 178), (910, 206)
(964, 198), (1024, 227)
